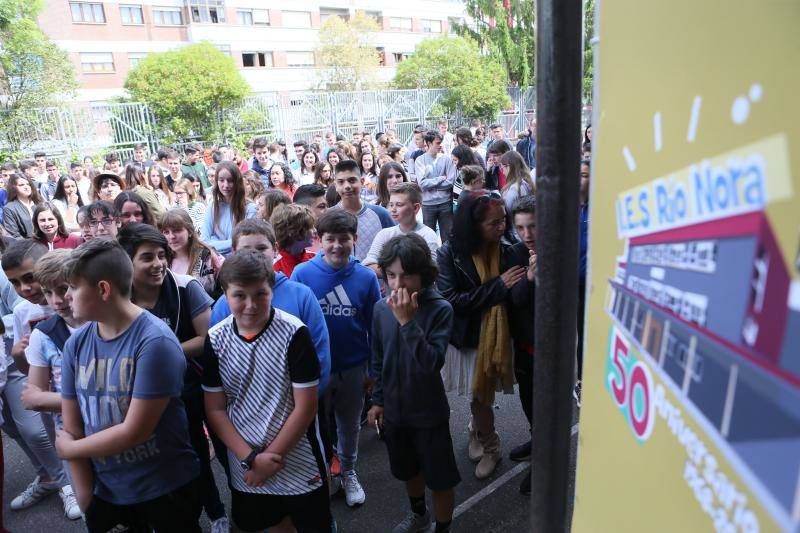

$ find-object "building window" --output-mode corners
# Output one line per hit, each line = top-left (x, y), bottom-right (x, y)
(128, 53), (147, 67)
(420, 19), (442, 33)
(236, 10), (252, 25)
(320, 7), (349, 23)
(282, 11), (312, 28)
(242, 52), (273, 68)
(237, 9), (269, 25)
(120, 5), (144, 25)
(389, 17), (412, 31)
(69, 2), (106, 23)
(80, 52), (115, 73)
(215, 44), (231, 56)
(392, 52), (410, 63)
(188, 0), (225, 23)
(364, 10), (382, 24)
(286, 51), (315, 67)
(153, 7), (182, 25)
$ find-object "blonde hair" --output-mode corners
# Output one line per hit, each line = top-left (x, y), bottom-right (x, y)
(34, 249), (73, 287)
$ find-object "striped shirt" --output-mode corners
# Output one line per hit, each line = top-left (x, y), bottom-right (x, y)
(202, 308), (324, 495)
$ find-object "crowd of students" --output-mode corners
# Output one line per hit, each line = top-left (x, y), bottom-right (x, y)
(0, 118), (591, 533)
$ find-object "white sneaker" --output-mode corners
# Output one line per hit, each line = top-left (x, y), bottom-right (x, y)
(211, 516), (230, 533)
(59, 485), (82, 520)
(10, 476), (59, 510)
(342, 470), (365, 507)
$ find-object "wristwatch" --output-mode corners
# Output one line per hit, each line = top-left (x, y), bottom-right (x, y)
(240, 444), (265, 470)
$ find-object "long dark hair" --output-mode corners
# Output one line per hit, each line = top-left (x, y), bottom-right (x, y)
(450, 190), (514, 255)
(451, 145), (479, 169)
(159, 208), (215, 270)
(455, 127), (479, 148)
(114, 191), (155, 226)
(53, 175), (84, 207)
(375, 162), (408, 208)
(213, 161), (249, 231)
(32, 202), (69, 241)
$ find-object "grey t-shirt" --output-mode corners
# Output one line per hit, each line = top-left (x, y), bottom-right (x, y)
(61, 311), (199, 505)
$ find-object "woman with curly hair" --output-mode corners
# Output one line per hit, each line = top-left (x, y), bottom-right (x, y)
(269, 162), (297, 200)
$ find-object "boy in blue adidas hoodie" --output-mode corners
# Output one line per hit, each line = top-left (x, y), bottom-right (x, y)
(291, 209), (380, 508)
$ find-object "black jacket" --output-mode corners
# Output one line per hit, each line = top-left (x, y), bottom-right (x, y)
(505, 242), (535, 347)
(436, 240), (516, 349)
(371, 288), (453, 427)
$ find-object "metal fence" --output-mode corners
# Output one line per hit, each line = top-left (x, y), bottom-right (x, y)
(3, 86), (538, 163)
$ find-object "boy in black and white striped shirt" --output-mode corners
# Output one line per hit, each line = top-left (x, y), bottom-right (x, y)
(202, 250), (331, 532)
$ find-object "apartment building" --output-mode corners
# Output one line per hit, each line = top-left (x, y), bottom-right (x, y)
(38, 0), (468, 102)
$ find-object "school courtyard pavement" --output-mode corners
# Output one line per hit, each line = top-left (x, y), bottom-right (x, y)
(2, 388), (579, 532)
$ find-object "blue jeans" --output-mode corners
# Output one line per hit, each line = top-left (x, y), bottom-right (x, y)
(325, 364), (366, 473)
(422, 202), (454, 243)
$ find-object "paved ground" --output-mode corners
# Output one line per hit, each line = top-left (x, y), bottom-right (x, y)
(2, 388), (578, 532)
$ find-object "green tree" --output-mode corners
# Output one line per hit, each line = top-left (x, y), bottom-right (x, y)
(125, 42), (250, 142)
(455, 0), (535, 86)
(583, 0), (595, 102)
(393, 36), (511, 120)
(0, 0), (78, 153)
(315, 12), (381, 91)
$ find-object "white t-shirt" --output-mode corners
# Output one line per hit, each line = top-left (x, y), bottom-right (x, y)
(363, 222), (441, 266)
(11, 301), (54, 366)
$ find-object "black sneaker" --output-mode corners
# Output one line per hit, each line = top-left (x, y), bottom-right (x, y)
(573, 380), (582, 408)
(519, 466), (531, 495)
(509, 439), (531, 462)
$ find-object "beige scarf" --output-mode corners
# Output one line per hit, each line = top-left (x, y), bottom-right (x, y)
(471, 247), (515, 406)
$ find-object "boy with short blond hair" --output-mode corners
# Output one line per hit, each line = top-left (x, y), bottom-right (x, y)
(364, 182), (441, 274)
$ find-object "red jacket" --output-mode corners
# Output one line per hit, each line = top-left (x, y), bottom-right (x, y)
(273, 249), (316, 278)
(35, 233), (83, 250)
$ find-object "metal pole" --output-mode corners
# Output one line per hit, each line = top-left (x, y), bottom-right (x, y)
(532, 0), (582, 529)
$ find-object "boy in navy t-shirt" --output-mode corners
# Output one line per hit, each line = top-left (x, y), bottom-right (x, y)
(56, 239), (201, 532)
(292, 209), (381, 508)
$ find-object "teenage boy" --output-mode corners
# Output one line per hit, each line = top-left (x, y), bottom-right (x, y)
(368, 234), (459, 533)
(21, 250), (84, 519)
(293, 184), (328, 220)
(165, 150), (183, 191)
(86, 201), (121, 240)
(34, 152), (48, 183)
(290, 140), (308, 173)
(56, 239), (201, 532)
(331, 159), (394, 261)
(270, 204), (316, 278)
(1, 241), (72, 516)
(40, 160), (61, 202)
(209, 219), (330, 394)
(69, 162), (92, 205)
(251, 137), (273, 186)
(364, 182), (440, 274)
(117, 223), (228, 531)
(182, 145), (210, 191)
(203, 250), (330, 532)
(294, 184), (328, 253)
(415, 131), (457, 243)
(291, 209), (381, 507)
(127, 143), (153, 172)
(104, 153), (122, 176)
(507, 195), (538, 495)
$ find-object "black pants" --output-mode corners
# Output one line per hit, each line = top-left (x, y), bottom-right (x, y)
(183, 388), (226, 521)
(84, 476), (202, 533)
(514, 343), (533, 426)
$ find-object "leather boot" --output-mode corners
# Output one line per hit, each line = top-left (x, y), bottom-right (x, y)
(468, 421), (483, 462)
(475, 431), (501, 479)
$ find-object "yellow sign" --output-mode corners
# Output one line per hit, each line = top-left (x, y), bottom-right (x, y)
(574, 3), (800, 532)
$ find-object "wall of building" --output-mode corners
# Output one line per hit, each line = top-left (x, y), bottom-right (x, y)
(40, 0), (467, 102)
